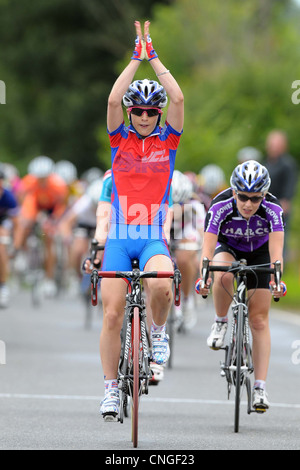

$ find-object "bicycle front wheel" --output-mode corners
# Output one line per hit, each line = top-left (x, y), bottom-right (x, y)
(234, 305), (244, 433)
(131, 306), (140, 448)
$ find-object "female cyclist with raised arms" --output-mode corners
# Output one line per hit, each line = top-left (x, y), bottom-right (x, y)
(196, 160), (286, 410)
(85, 20), (184, 420)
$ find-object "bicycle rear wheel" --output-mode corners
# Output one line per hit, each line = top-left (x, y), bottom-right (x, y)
(234, 305), (244, 433)
(131, 306), (140, 448)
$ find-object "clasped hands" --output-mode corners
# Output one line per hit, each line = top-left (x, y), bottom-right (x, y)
(131, 20), (158, 61)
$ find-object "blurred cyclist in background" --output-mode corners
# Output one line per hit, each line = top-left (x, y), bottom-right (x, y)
(1, 163), (22, 196)
(58, 177), (103, 291)
(55, 160), (84, 209)
(198, 164), (227, 201)
(80, 167), (104, 189)
(15, 156), (68, 297)
(170, 170), (205, 330)
(0, 166), (20, 308)
(237, 146), (262, 164)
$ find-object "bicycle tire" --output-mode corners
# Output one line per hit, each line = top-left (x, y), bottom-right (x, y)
(167, 305), (175, 369)
(234, 305), (244, 433)
(131, 306), (140, 448)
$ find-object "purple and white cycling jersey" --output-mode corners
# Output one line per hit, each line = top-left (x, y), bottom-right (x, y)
(205, 189), (284, 252)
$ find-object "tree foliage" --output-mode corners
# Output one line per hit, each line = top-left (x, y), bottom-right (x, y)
(1, 0), (300, 181)
(145, 0), (300, 177)
(0, 0), (172, 173)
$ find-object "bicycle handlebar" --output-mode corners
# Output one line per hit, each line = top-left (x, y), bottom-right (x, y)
(95, 270), (175, 279)
(91, 268), (181, 306)
(201, 257), (282, 302)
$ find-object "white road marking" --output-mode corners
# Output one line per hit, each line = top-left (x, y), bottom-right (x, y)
(0, 393), (299, 409)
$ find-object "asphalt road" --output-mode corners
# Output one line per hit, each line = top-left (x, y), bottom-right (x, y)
(0, 284), (299, 451)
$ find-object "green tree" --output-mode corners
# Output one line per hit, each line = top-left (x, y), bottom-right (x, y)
(0, 0), (173, 174)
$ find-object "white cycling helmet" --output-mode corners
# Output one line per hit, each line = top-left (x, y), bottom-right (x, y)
(237, 146), (262, 163)
(123, 79), (168, 108)
(28, 156), (55, 178)
(171, 170), (193, 204)
(200, 164), (226, 195)
(81, 167), (104, 185)
(86, 178), (103, 205)
(55, 160), (78, 184)
(230, 160), (271, 193)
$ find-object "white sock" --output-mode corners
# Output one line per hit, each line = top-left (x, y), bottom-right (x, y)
(151, 321), (166, 334)
(254, 380), (266, 390)
(104, 379), (118, 395)
(215, 315), (228, 323)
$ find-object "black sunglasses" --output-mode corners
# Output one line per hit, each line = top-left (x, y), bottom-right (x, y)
(128, 107), (162, 117)
(236, 193), (264, 203)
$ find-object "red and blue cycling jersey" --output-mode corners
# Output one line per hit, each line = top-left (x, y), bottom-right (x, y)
(108, 121), (182, 226)
(101, 121), (182, 271)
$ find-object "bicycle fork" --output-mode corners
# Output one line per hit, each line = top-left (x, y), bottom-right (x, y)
(220, 302), (253, 397)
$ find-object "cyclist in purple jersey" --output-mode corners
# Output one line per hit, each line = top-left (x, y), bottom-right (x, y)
(84, 20), (184, 420)
(196, 160), (286, 410)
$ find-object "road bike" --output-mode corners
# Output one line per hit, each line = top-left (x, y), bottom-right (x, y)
(90, 254), (181, 448)
(201, 257), (282, 433)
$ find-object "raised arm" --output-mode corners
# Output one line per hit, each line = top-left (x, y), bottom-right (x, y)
(144, 21), (184, 133)
(107, 21), (144, 133)
(107, 20), (184, 134)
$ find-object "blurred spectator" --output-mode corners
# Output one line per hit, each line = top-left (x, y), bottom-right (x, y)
(264, 130), (298, 258)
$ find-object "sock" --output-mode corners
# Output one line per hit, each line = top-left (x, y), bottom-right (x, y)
(254, 380), (266, 390)
(151, 321), (166, 334)
(104, 379), (118, 395)
(215, 315), (228, 323)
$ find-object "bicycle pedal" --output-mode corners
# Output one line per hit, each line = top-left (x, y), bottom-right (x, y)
(254, 407), (267, 414)
(102, 413), (119, 422)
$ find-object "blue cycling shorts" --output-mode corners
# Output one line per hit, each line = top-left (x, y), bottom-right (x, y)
(101, 224), (171, 271)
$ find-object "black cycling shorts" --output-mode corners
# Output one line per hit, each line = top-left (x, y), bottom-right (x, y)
(214, 242), (270, 290)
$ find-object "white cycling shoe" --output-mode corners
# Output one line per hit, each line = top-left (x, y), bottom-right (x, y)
(149, 362), (164, 385)
(207, 321), (228, 350)
(100, 390), (120, 422)
(151, 329), (170, 365)
(252, 388), (270, 411)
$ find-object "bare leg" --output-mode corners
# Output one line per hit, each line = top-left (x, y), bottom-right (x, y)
(100, 278), (127, 380)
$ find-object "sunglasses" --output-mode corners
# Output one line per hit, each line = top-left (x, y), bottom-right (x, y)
(128, 107), (162, 117)
(236, 193), (264, 203)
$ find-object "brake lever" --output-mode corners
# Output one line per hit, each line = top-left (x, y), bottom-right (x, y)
(273, 260), (281, 303)
(201, 257), (210, 299)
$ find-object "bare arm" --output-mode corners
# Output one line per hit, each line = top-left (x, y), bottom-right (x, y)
(95, 201), (112, 246)
(107, 20), (184, 133)
(107, 60), (141, 133)
(269, 231), (284, 269)
(107, 21), (143, 133)
(144, 21), (184, 133)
